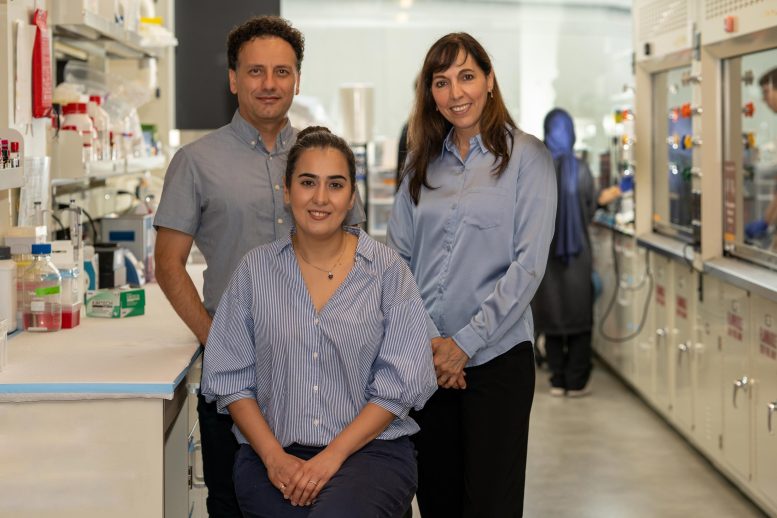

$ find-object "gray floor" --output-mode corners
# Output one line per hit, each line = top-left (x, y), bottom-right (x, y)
(524, 360), (767, 518)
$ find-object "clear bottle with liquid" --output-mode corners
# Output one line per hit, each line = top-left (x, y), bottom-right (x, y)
(22, 243), (62, 332)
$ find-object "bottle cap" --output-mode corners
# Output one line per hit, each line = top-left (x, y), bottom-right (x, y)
(10, 142), (19, 152)
(89, 95), (102, 105)
(31, 243), (52, 255)
(0, 246), (10, 260)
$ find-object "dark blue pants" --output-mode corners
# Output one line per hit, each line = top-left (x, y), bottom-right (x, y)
(197, 393), (243, 517)
(233, 438), (417, 518)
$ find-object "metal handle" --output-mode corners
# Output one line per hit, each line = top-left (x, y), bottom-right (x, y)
(733, 377), (750, 409)
(189, 420), (206, 488)
(677, 341), (689, 365)
(769, 402), (777, 434)
(656, 328), (666, 338)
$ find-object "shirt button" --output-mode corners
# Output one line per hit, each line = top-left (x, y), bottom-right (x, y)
(313, 385), (319, 392)
(250, 141), (255, 147)
(277, 218), (284, 224)
(313, 352), (319, 359)
(314, 318), (319, 325)
(269, 156), (273, 161)
(274, 184), (280, 191)
(313, 419), (320, 426)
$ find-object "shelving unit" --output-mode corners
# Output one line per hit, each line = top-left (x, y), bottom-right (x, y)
(0, 128), (25, 190)
(51, 154), (166, 187)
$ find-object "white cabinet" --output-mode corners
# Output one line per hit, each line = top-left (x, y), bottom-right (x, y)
(693, 275), (724, 460)
(751, 296), (777, 509)
(722, 285), (752, 483)
(650, 252), (674, 415)
(672, 263), (697, 435)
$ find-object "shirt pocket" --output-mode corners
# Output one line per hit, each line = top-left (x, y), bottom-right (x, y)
(461, 188), (510, 230)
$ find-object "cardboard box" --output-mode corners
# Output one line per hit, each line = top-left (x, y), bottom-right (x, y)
(85, 287), (145, 318)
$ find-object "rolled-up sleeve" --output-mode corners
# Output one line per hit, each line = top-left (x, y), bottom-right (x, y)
(366, 257), (437, 418)
(200, 259), (257, 414)
(453, 141), (557, 358)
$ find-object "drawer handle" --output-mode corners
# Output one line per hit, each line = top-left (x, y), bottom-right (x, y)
(769, 402), (777, 434)
(733, 377), (749, 409)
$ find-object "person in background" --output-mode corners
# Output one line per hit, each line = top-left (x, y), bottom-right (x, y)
(531, 108), (598, 398)
(388, 32), (557, 517)
(201, 126), (436, 518)
(154, 16), (364, 517)
(745, 67), (777, 242)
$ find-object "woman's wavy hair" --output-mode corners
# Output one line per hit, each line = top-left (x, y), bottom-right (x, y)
(285, 126), (356, 194)
(403, 32), (516, 205)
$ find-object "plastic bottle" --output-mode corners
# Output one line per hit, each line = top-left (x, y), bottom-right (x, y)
(0, 247), (18, 333)
(22, 243), (62, 332)
(11, 246), (33, 326)
(62, 102), (94, 162)
(87, 95), (110, 161)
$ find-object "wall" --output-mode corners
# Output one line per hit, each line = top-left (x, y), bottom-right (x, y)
(281, 0), (632, 170)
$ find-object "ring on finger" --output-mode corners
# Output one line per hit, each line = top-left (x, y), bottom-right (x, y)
(307, 480), (318, 486)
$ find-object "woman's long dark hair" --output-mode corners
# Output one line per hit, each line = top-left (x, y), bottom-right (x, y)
(404, 32), (516, 205)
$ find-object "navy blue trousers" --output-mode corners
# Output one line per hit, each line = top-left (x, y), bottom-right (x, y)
(233, 438), (417, 518)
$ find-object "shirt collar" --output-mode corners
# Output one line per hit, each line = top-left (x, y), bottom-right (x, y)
(442, 128), (487, 157)
(229, 110), (295, 152)
(276, 227), (375, 263)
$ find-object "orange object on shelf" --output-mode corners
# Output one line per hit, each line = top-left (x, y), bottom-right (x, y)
(743, 102), (755, 117)
(680, 103), (692, 119)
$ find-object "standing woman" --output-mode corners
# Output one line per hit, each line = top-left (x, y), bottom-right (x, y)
(532, 108), (599, 397)
(387, 33), (557, 517)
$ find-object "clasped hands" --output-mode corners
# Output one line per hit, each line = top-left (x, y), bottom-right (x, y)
(265, 447), (344, 507)
(432, 336), (469, 389)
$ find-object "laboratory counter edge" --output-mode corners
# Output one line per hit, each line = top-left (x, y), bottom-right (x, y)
(0, 265), (204, 402)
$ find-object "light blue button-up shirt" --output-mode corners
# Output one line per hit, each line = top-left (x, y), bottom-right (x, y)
(387, 127), (557, 367)
(200, 228), (437, 447)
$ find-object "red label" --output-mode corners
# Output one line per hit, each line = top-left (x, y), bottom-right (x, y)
(760, 327), (777, 361)
(656, 285), (665, 306)
(727, 312), (743, 342)
(676, 296), (687, 319)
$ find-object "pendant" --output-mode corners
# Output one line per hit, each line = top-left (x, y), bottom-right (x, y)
(327, 272), (334, 280)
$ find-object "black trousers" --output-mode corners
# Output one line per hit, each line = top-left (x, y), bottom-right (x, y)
(545, 331), (592, 391)
(411, 342), (535, 518)
(197, 392), (244, 517)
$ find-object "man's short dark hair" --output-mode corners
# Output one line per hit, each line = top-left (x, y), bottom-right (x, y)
(227, 16), (305, 72)
(759, 67), (777, 89)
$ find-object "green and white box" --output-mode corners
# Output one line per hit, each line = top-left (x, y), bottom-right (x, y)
(85, 287), (145, 318)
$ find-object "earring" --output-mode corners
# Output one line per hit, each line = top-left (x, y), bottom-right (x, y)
(489, 90), (493, 99)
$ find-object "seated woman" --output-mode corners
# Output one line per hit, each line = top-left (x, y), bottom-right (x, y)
(200, 126), (437, 518)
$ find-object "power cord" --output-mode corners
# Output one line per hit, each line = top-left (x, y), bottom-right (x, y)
(597, 227), (654, 343)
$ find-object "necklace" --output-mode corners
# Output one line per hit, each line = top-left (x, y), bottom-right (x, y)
(295, 233), (348, 280)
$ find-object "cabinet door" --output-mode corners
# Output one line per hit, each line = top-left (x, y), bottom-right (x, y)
(672, 264), (696, 435)
(650, 253), (675, 415)
(723, 285), (751, 482)
(753, 297), (777, 509)
(694, 275), (724, 460)
(634, 248), (656, 396)
(615, 235), (640, 381)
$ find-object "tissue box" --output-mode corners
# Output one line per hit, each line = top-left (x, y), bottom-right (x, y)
(85, 287), (145, 318)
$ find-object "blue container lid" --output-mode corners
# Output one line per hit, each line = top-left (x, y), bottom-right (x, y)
(31, 243), (52, 255)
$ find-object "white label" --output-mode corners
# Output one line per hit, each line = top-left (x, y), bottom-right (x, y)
(31, 300), (45, 312)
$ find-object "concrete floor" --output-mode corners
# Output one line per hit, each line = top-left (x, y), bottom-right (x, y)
(524, 360), (767, 518)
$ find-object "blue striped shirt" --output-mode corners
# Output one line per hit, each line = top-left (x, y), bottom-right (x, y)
(200, 228), (437, 447)
(388, 126), (557, 367)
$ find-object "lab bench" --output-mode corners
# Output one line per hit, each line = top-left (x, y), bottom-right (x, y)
(0, 266), (204, 518)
